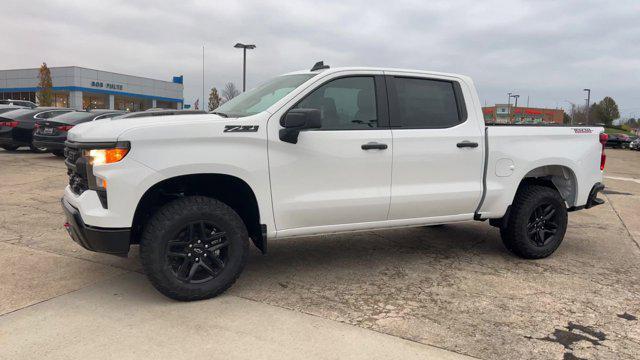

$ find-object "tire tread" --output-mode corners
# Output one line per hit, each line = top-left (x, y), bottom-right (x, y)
(140, 196), (248, 301)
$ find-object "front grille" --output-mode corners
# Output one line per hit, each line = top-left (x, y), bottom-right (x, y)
(64, 146), (88, 195)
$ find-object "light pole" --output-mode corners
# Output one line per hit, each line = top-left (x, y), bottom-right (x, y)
(234, 43), (256, 92)
(511, 94), (520, 122)
(507, 92), (512, 123)
(583, 88), (591, 124)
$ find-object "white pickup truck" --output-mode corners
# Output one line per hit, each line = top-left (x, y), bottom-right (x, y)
(62, 63), (607, 301)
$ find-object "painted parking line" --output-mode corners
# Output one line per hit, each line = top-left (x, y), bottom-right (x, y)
(605, 176), (640, 184)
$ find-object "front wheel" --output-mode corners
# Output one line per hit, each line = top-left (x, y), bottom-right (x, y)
(500, 185), (568, 259)
(140, 196), (249, 301)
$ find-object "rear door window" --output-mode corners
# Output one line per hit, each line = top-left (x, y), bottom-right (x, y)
(390, 77), (465, 129)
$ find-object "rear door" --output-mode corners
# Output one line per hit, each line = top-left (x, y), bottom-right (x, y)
(385, 72), (484, 220)
(268, 72), (393, 234)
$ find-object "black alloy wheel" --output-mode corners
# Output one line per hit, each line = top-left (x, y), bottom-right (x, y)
(166, 221), (229, 284)
(526, 203), (559, 247)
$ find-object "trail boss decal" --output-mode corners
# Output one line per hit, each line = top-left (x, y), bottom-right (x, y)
(573, 128), (593, 134)
(224, 125), (259, 133)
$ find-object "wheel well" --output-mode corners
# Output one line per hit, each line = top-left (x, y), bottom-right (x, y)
(489, 165), (577, 229)
(131, 174), (264, 252)
(519, 165), (577, 207)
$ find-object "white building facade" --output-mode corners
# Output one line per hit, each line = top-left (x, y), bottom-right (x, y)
(0, 66), (183, 111)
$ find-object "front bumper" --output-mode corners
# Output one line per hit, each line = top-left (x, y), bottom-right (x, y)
(62, 197), (131, 256)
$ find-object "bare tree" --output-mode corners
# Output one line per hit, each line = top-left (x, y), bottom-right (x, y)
(222, 82), (240, 102)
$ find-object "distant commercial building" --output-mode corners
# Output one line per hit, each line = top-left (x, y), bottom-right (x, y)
(0, 66), (184, 111)
(483, 104), (564, 124)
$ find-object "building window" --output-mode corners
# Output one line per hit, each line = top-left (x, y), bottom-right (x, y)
(156, 100), (177, 109)
(1, 91), (36, 103)
(53, 92), (69, 108)
(83, 93), (108, 110)
(115, 95), (152, 111)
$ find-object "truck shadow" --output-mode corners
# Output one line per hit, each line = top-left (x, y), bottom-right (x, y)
(238, 222), (507, 288)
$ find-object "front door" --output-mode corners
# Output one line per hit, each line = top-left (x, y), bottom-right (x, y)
(385, 73), (485, 220)
(268, 73), (393, 234)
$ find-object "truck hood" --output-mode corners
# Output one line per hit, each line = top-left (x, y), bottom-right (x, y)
(67, 113), (227, 142)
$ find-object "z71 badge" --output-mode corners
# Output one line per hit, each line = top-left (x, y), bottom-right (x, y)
(224, 125), (259, 133)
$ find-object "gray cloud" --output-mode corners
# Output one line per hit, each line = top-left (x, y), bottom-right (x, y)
(1, 0), (639, 116)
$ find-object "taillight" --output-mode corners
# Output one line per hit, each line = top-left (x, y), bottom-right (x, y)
(34, 123), (40, 129)
(0, 121), (19, 128)
(599, 133), (608, 171)
(58, 125), (74, 132)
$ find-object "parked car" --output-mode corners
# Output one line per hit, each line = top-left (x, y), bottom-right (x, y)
(0, 99), (37, 108)
(62, 64), (606, 301)
(630, 137), (640, 150)
(605, 133), (631, 149)
(0, 107), (75, 152)
(112, 109), (206, 119)
(32, 109), (124, 156)
(0, 105), (25, 115)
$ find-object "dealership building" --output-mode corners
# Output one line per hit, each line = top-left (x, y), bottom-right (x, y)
(482, 104), (564, 124)
(0, 66), (184, 111)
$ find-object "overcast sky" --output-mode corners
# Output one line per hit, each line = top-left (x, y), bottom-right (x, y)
(2, 0), (639, 117)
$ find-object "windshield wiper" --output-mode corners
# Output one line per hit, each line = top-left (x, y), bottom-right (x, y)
(210, 111), (228, 118)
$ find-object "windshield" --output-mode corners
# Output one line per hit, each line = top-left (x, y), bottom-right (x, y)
(214, 74), (316, 117)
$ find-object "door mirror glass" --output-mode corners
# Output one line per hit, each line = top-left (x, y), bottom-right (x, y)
(279, 108), (321, 143)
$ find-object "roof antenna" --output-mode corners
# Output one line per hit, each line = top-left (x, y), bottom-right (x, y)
(310, 61), (330, 71)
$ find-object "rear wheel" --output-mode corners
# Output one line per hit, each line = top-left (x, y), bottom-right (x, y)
(140, 196), (249, 301)
(1, 145), (19, 151)
(500, 185), (568, 259)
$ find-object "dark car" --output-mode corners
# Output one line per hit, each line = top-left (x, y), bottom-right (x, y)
(0, 105), (25, 115)
(0, 107), (75, 152)
(32, 109), (124, 156)
(605, 133), (631, 149)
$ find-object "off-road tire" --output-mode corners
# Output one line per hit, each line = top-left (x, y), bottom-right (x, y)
(2, 145), (19, 151)
(500, 185), (568, 259)
(140, 196), (249, 301)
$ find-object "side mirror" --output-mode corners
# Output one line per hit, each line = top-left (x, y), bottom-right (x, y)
(279, 108), (321, 144)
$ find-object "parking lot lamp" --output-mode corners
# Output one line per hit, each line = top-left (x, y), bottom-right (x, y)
(234, 43), (256, 92)
(583, 88), (591, 124)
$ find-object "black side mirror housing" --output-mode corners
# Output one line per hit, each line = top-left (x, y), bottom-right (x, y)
(279, 108), (322, 144)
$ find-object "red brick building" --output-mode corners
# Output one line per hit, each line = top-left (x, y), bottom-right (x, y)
(482, 104), (564, 124)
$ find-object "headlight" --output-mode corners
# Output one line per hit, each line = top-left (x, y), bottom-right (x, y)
(84, 142), (130, 166)
(80, 142), (130, 195)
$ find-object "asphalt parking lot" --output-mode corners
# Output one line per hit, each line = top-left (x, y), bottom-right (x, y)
(1, 148), (638, 360)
